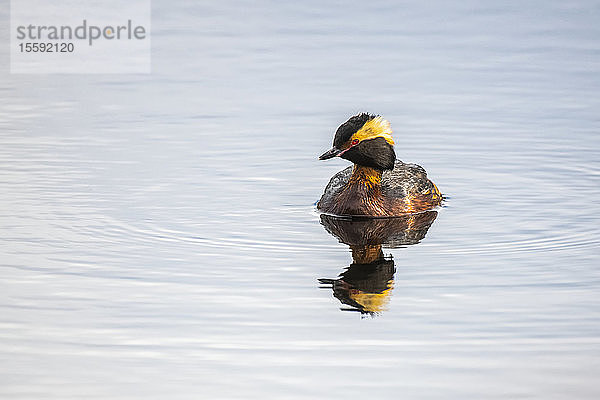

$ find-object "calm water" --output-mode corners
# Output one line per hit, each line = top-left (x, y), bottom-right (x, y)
(2, 1), (600, 398)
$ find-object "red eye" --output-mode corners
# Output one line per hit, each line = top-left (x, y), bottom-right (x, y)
(352, 139), (359, 146)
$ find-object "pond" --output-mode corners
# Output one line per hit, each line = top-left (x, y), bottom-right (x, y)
(1, 1), (599, 398)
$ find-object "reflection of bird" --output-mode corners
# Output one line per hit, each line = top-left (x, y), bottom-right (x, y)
(320, 211), (438, 248)
(318, 113), (442, 217)
(318, 212), (437, 316)
(319, 251), (395, 315)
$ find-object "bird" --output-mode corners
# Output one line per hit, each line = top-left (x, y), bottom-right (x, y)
(317, 113), (442, 217)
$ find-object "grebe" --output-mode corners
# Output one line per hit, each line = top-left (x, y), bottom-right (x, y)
(317, 113), (442, 217)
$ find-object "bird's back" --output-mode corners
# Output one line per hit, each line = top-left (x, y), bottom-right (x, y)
(318, 160), (441, 215)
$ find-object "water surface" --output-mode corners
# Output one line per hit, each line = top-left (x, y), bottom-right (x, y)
(1, 1), (599, 399)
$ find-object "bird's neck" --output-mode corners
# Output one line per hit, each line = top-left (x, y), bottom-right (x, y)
(331, 165), (387, 216)
(348, 165), (383, 187)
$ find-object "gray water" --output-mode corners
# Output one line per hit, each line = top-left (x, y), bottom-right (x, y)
(1, 1), (600, 399)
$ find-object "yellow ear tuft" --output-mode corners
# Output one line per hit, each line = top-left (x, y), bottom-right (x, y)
(351, 116), (395, 146)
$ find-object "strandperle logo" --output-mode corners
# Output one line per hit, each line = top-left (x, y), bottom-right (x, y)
(15, 19), (147, 46)
(11, 0), (151, 73)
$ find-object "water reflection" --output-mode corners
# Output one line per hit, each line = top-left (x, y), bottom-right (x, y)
(318, 212), (438, 316)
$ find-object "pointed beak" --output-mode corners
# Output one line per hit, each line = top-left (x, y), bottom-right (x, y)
(319, 147), (342, 160)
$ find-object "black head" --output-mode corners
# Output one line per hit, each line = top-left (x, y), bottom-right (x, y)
(333, 113), (375, 149)
(319, 113), (396, 170)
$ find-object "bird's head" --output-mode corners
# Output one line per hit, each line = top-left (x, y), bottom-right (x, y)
(319, 113), (396, 170)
